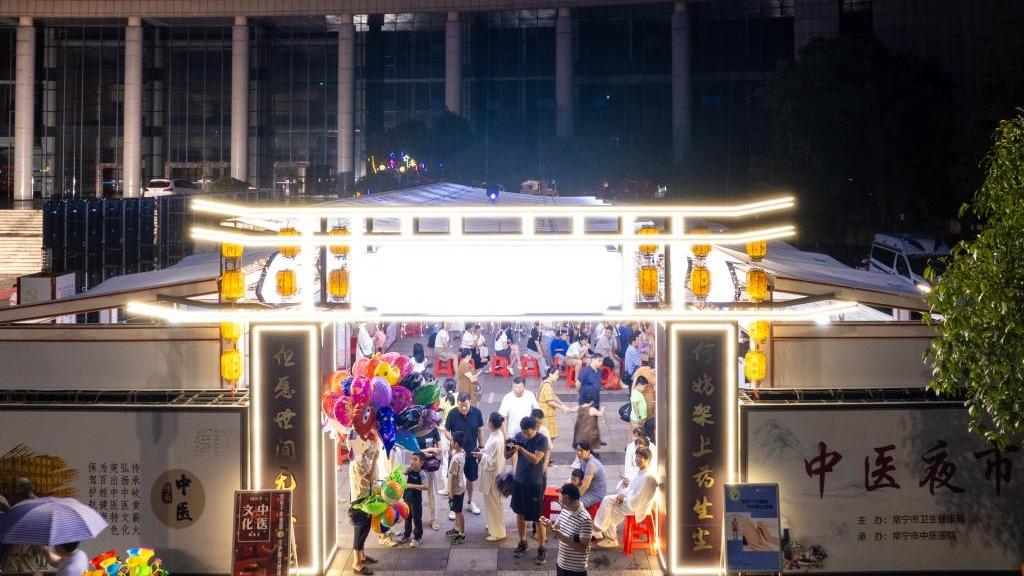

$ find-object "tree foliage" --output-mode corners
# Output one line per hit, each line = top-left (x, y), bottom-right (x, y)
(766, 36), (955, 252)
(925, 114), (1024, 448)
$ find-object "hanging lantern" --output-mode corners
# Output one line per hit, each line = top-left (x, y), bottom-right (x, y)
(689, 264), (711, 299)
(638, 226), (661, 256)
(276, 269), (297, 298)
(221, 243), (244, 259)
(328, 267), (350, 299)
(690, 225), (711, 259)
(220, 321), (243, 341)
(221, 349), (243, 382)
(279, 227), (301, 258)
(746, 240), (767, 262)
(220, 269), (245, 302)
(747, 268), (770, 303)
(637, 265), (659, 299)
(744, 348), (767, 382)
(747, 320), (770, 345)
(329, 226), (350, 257)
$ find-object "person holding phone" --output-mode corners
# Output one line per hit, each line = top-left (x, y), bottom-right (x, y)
(539, 483), (593, 576)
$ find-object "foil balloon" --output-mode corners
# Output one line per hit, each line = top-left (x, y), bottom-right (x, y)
(374, 361), (401, 386)
(391, 355), (413, 378)
(326, 370), (349, 393)
(380, 352), (401, 366)
(398, 372), (424, 392)
(395, 405), (423, 430)
(395, 429), (421, 453)
(332, 395), (353, 427)
(321, 392), (339, 418)
(349, 376), (371, 405)
(352, 357), (371, 378)
(364, 356), (380, 378)
(389, 385), (412, 414)
(377, 406), (396, 454)
(340, 375), (354, 396)
(370, 514), (385, 534)
(412, 381), (441, 407)
(91, 551), (117, 570)
(394, 500), (410, 520)
(370, 376), (392, 408)
(352, 402), (377, 440)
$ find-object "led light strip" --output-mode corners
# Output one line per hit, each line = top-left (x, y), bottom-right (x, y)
(191, 195), (795, 219)
(127, 300), (857, 324)
(191, 224), (797, 247)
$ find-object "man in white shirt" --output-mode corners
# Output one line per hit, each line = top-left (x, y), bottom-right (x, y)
(498, 377), (539, 438)
(435, 323), (455, 361)
(355, 322), (374, 360)
(593, 446), (658, 548)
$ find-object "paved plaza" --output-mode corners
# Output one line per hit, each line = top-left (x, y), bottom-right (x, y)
(328, 334), (661, 576)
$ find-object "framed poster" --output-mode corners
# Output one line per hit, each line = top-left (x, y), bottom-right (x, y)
(724, 483), (782, 573)
(231, 490), (292, 576)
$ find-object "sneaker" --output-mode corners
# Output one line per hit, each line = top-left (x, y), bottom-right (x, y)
(485, 535), (505, 542)
(386, 535), (406, 547)
(513, 541), (528, 558)
(438, 488), (449, 496)
(378, 534), (394, 547)
(445, 528), (460, 537)
(451, 533), (466, 545)
(468, 501), (481, 515)
(448, 510), (456, 521)
(535, 547), (547, 565)
(410, 539), (421, 548)
(598, 538), (619, 548)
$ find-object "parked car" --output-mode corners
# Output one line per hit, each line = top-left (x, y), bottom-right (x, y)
(143, 178), (196, 197)
(866, 233), (950, 293)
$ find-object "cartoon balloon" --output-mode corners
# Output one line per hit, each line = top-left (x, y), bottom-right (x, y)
(370, 376), (393, 408)
(398, 372), (424, 392)
(390, 385), (413, 414)
(412, 381), (441, 407)
(374, 361), (401, 386)
(349, 376), (371, 404)
(395, 405), (423, 430)
(352, 357), (371, 378)
(321, 392), (339, 418)
(380, 352), (401, 365)
(340, 375), (354, 396)
(377, 406), (396, 454)
(352, 403), (377, 440)
(365, 356), (380, 378)
(326, 370), (349, 393)
(392, 355), (413, 378)
(333, 396), (353, 427)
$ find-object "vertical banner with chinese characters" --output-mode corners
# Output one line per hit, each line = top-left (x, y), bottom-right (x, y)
(252, 325), (322, 575)
(669, 323), (736, 574)
(231, 490), (292, 576)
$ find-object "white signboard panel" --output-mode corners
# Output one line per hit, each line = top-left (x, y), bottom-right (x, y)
(0, 408), (244, 574)
(743, 405), (1024, 573)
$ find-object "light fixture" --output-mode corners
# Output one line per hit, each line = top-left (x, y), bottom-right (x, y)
(328, 226), (350, 257)
(220, 269), (245, 302)
(220, 321), (243, 341)
(279, 227), (301, 258)
(221, 243), (244, 259)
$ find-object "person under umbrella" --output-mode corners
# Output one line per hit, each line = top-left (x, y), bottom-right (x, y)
(0, 496), (108, 576)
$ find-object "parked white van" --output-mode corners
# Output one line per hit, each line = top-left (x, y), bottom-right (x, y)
(867, 233), (949, 293)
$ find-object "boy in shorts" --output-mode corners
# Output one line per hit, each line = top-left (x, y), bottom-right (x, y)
(446, 431), (467, 544)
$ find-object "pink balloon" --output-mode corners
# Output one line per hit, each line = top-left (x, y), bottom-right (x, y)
(333, 396), (353, 427)
(392, 356), (413, 378)
(389, 386), (412, 414)
(352, 357), (371, 378)
(349, 376), (371, 405)
(380, 352), (401, 365)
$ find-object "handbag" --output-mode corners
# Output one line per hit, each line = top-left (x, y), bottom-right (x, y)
(496, 471), (514, 498)
(423, 454), (442, 472)
(618, 402), (632, 423)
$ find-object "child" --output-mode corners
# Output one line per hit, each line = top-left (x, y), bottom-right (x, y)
(446, 431), (467, 544)
(436, 379), (458, 497)
(398, 452), (427, 547)
(570, 467), (585, 488)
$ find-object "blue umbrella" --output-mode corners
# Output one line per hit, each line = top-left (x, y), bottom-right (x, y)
(0, 497), (108, 545)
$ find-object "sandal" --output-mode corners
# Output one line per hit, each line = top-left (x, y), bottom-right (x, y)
(363, 556), (378, 564)
(355, 567), (374, 575)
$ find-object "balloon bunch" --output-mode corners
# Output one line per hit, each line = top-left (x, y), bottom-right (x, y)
(322, 352), (443, 455)
(353, 465), (411, 533)
(86, 549), (168, 576)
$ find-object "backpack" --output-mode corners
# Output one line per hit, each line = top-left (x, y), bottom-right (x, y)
(618, 402), (632, 422)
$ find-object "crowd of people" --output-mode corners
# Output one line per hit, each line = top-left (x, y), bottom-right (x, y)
(344, 321), (659, 576)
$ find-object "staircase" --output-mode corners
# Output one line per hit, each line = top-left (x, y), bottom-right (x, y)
(0, 209), (43, 289)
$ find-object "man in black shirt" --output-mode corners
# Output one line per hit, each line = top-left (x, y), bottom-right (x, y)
(525, 322), (548, 374)
(443, 393), (486, 516)
(506, 416), (551, 565)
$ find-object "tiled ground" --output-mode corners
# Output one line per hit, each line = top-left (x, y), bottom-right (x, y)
(327, 335), (661, 576)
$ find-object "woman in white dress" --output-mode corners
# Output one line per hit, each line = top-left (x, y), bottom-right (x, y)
(475, 411), (508, 541)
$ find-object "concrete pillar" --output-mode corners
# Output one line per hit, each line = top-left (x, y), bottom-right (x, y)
(671, 1), (692, 165)
(337, 14), (355, 191)
(14, 17), (35, 201)
(231, 16), (249, 182)
(445, 12), (462, 116)
(123, 17), (143, 197)
(555, 7), (573, 140)
(794, 0), (840, 56)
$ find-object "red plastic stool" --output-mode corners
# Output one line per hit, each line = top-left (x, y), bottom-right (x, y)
(564, 364), (577, 389)
(586, 502), (601, 520)
(521, 356), (541, 379)
(542, 486), (561, 521)
(622, 514), (655, 556)
(434, 357), (455, 378)
(491, 355), (511, 377)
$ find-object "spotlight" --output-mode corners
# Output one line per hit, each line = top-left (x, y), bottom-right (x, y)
(486, 185), (500, 203)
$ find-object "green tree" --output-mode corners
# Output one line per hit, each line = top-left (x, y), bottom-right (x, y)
(925, 114), (1024, 447)
(766, 36), (955, 253)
